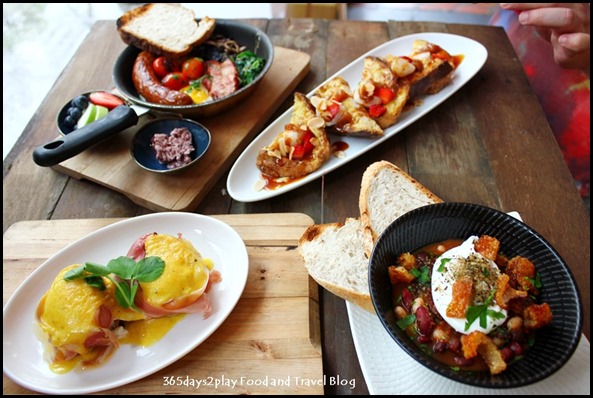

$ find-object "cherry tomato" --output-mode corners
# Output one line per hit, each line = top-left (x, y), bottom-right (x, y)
(161, 72), (188, 91)
(152, 56), (172, 79)
(182, 57), (205, 80)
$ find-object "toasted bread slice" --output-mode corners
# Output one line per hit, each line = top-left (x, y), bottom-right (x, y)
(299, 218), (375, 313)
(404, 39), (456, 99)
(299, 160), (442, 312)
(356, 57), (410, 129)
(117, 3), (216, 58)
(256, 93), (331, 178)
(312, 77), (383, 137)
(359, 161), (443, 248)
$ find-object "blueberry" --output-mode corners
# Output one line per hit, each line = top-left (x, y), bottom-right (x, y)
(71, 95), (89, 110)
(68, 107), (82, 120)
(64, 115), (77, 127)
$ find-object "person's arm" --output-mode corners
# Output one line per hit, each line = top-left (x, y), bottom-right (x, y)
(501, 3), (590, 74)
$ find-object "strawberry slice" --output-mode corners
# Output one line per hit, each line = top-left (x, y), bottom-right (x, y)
(89, 92), (125, 110)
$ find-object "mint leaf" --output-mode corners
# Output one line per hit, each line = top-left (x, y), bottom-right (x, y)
(396, 314), (416, 330)
(134, 256), (165, 282)
(107, 256), (137, 279)
(437, 258), (450, 272)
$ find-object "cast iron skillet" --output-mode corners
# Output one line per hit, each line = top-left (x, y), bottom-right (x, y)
(32, 19), (273, 167)
(113, 19), (274, 118)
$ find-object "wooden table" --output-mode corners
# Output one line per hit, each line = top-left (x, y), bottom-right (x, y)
(3, 19), (590, 395)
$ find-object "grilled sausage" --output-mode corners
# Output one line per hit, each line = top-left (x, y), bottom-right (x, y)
(132, 51), (193, 106)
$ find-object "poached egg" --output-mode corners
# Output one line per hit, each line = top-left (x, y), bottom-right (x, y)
(431, 236), (507, 334)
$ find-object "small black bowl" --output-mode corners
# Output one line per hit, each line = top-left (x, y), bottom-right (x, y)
(369, 202), (582, 388)
(131, 118), (211, 173)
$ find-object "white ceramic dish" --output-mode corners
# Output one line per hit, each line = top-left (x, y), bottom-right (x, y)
(3, 213), (249, 394)
(227, 32), (488, 202)
(346, 302), (590, 394)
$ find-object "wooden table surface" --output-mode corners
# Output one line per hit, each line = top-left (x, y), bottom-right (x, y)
(3, 19), (590, 395)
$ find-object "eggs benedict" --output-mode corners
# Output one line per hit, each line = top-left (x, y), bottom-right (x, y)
(128, 233), (220, 318)
(36, 265), (130, 373)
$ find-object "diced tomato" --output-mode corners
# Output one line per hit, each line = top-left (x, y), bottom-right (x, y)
(327, 103), (340, 119)
(292, 145), (306, 159)
(369, 104), (386, 118)
(302, 131), (314, 155)
(89, 92), (125, 110)
(432, 51), (450, 61)
(375, 87), (395, 105)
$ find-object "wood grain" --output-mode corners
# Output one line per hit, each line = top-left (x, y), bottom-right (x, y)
(3, 213), (323, 395)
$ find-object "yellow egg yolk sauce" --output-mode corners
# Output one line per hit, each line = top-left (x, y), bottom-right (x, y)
(140, 234), (212, 307)
(36, 265), (113, 373)
(120, 314), (185, 347)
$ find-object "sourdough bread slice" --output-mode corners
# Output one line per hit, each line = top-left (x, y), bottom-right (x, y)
(299, 218), (375, 313)
(359, 161), (442, 246)
(117, 3), (216, 58)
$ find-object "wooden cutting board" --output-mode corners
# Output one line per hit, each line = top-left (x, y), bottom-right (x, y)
(52, 47), (311, 212)
(2, 213), (322, 395)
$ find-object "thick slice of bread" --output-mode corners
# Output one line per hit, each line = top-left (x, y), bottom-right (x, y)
(117, 3), (216, 58)
(299, 218), (375, 313)
(359, 161), (443, 245)
(299, 160), (441, 313)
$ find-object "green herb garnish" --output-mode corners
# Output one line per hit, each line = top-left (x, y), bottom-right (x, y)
(410, 266), (431, 284)
(451, 366), (461, 372)
(396, 314), (416, 330)
(464, 290), (505, 331)
(525, 272), (542, 289)
(437, 258), (450, 272)
(234, 50), (265, 86)
(64, 256), (165, 310)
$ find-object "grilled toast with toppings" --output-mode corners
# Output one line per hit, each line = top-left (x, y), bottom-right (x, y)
(403, 39), (457, 99)
(311, 77), (383, 137)
(355, 56), (411, 129)
(256, 93), (331, 179)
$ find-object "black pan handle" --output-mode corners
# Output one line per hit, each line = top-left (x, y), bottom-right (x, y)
(32, 105), (139, 167)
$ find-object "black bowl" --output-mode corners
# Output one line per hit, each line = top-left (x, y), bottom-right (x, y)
(131, 118), (211, 174)
(113, 19), (274, 118)
(369, 202), (582, 388)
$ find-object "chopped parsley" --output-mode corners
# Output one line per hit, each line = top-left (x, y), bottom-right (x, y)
(437, 258), (450, 272)
(464, 290), (505, 331)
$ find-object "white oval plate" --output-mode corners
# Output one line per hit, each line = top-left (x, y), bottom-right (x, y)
(227, 32), (488, 202)
(3, 213), (249, 394)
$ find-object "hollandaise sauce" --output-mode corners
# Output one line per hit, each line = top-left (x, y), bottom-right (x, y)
(120, 315), (185, 347)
